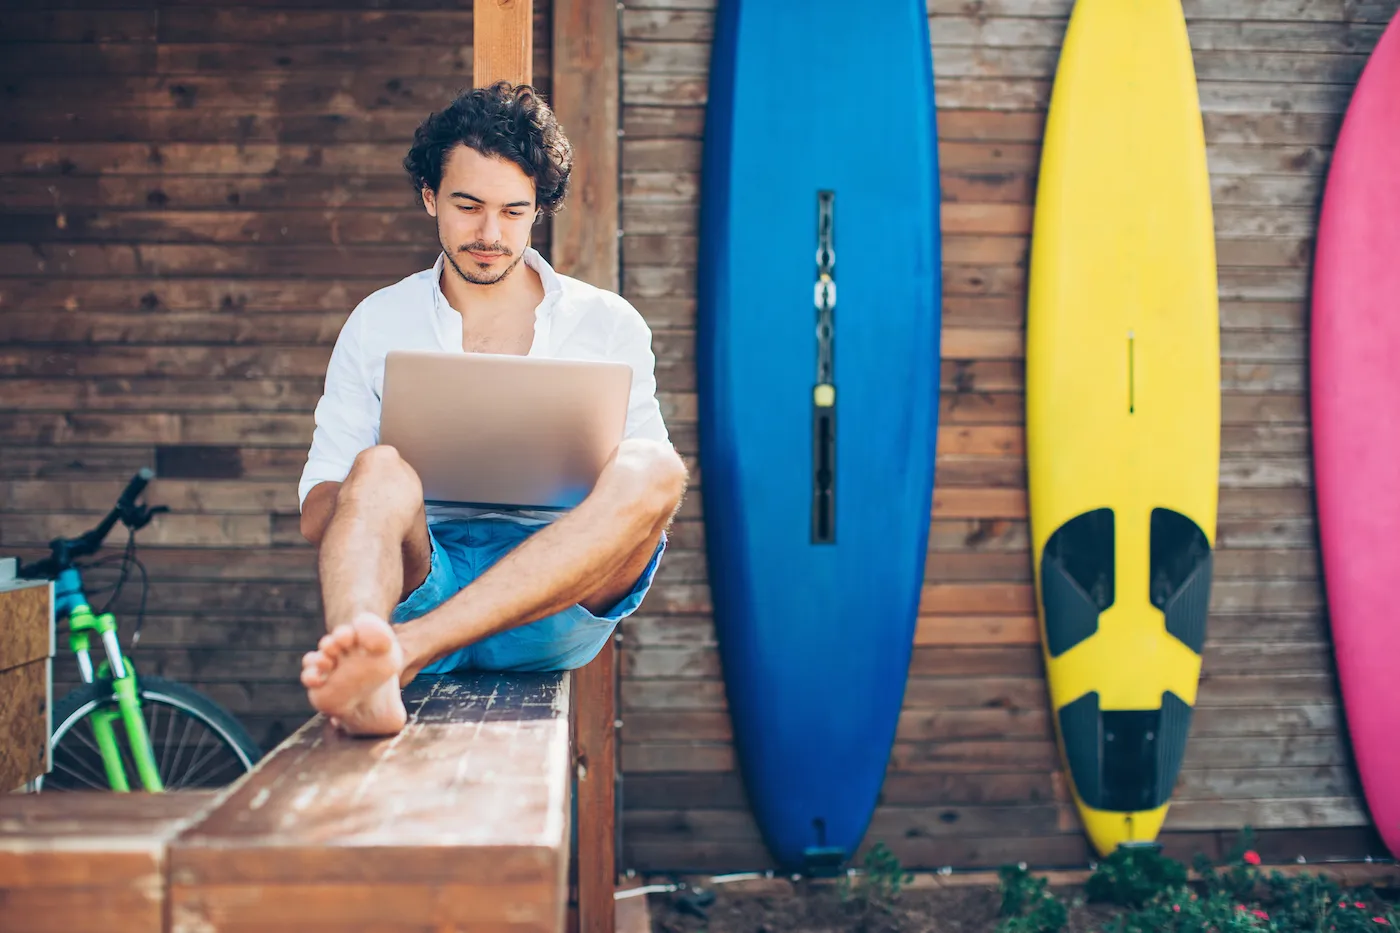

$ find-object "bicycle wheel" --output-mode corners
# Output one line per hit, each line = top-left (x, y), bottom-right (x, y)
(40, 675), (263, 792)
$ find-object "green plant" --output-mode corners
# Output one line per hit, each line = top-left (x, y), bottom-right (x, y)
(1101, 887), (1275, 933)
(1086, 846), (1190, 908)
(839, 842), (913, 919)
(1259, 872), (1399, 932)
(996, 864), (1069, 933)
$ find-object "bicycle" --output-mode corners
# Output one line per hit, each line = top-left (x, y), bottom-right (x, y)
(16, 468), (263, 792)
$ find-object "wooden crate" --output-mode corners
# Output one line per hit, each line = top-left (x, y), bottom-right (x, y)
(0, 564), (54, 792)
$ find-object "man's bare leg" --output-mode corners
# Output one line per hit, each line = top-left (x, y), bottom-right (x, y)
(302, 438), (687, 736)
(300, 446), (434, 736)
(394, 438), (688, 677)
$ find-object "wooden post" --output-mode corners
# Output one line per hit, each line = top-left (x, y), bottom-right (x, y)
(553, 1), (623, 931)
(550, 0), (621, 290)
(474, 0), (534, 87)
(474, 5), (619, 931)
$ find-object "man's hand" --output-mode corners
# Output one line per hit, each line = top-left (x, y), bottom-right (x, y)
(300, 481), (342, 547)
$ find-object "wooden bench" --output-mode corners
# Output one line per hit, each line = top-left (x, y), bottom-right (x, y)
(0, 671), (613, 933)
(170, 673), (574, 933)
(0, 791), (218, 933)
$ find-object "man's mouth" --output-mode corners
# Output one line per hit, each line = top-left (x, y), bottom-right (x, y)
(466, 250), (506, 263)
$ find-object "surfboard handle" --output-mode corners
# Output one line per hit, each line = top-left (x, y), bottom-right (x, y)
(812, 402), (836, 543)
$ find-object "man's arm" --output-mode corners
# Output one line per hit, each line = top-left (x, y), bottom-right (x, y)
(298, 305), (380, 537)
(610, 297), (670, 444)
(300, 481), (342, 548)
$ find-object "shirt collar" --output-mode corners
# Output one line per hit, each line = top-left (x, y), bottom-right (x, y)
(431, 246), (562, 311)
(429, 247), (564, 352)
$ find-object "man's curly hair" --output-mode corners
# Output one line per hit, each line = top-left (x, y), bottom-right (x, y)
(403, 81), (572, 216)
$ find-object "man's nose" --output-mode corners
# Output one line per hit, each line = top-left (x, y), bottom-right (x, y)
(477, 211), (502, 245)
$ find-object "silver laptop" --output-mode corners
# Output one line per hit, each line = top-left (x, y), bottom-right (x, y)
(379, 350), (633, 510)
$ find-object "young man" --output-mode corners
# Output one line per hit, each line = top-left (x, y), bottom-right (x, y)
(296, 83), (688, 736)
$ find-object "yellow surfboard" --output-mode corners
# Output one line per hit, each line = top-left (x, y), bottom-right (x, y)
(1026, 0), (1220, 856)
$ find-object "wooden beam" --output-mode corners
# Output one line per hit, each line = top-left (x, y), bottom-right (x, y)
(475, 0), (534, 86)
(552, 2), (623, 932)
(572, 635), (619, 933)
(551, 0), (621, 290)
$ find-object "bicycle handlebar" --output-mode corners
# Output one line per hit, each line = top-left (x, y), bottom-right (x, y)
(86, 467), (154, 548)
(18, 468), (164, 580)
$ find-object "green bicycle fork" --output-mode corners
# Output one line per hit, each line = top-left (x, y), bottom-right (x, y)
(69, 606), (163, 792)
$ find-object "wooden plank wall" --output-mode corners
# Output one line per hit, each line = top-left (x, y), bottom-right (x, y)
(5, 0), (1399, 876)
(0, 0), (550, 752)
(616, 0), (1400, 871)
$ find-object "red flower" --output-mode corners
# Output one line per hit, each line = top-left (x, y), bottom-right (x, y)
(1253, 910), (1270, 920)
(1236, 904), (1247, 912)
(1358, 903), (1369, 909)
(1243, 850), (1262, 866)
(1373, 919), (1387, 926)
(1342, 903), (1351, 909)
(1173, 905), (1181, 913)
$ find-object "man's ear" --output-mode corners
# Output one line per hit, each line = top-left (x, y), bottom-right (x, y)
(422, 186), (438, 218)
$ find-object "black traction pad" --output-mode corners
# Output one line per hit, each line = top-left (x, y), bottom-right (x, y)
(1150, 508), (1213, 654)
(1040, 508), (1115, 657)
(1059, 690), (1195, 812)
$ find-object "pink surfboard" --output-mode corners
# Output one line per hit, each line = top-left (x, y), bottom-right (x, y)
(1311, 11), (1400, 859)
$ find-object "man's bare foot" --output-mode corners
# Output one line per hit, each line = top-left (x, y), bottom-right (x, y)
(300, 613), (407, 736)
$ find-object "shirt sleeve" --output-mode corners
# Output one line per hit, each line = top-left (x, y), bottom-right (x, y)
(298, 308), (381, 510)
(610, 298), (670, 445)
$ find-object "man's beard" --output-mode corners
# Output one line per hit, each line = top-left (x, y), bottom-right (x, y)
(441, 233), (526, 286)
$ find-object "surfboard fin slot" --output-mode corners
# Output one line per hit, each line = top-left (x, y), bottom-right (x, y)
(810, 190), (836, 545)
(1127, 331), (1136, 414)
(812, 404), (836, 543)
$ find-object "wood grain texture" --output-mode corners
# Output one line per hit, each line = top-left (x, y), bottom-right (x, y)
(0, 580), (53, 671)
(475, 0), (534, 87)
(0, 581), (52, 791)
(169, 674), (571, 933)
(0, 660), (49, 793)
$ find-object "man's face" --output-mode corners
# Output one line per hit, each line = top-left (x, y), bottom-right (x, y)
(423, 145), (538, 286)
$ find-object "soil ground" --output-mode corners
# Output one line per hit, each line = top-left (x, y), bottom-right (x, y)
(647, 881), (1119, 933)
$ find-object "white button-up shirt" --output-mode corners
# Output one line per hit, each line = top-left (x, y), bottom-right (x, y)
(298, 248), (668, 525)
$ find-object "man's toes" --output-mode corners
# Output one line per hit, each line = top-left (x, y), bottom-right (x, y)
(351, 614), (395, 655)
(303, 650), (333, 674)
(318, 632), (342, 660)
(331, 623), (359, 652)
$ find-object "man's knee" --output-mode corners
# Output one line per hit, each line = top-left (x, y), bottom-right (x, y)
(339, 445), (424, 514)
(610, 438), (688, 523)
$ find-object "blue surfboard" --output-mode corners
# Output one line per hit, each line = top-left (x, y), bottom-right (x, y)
(697, 0), (942, 871)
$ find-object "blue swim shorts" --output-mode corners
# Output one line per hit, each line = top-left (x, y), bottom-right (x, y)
(390, 517), (665, 672)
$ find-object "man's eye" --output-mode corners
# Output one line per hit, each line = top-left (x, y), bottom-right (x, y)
(507, 211), (523, 218)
